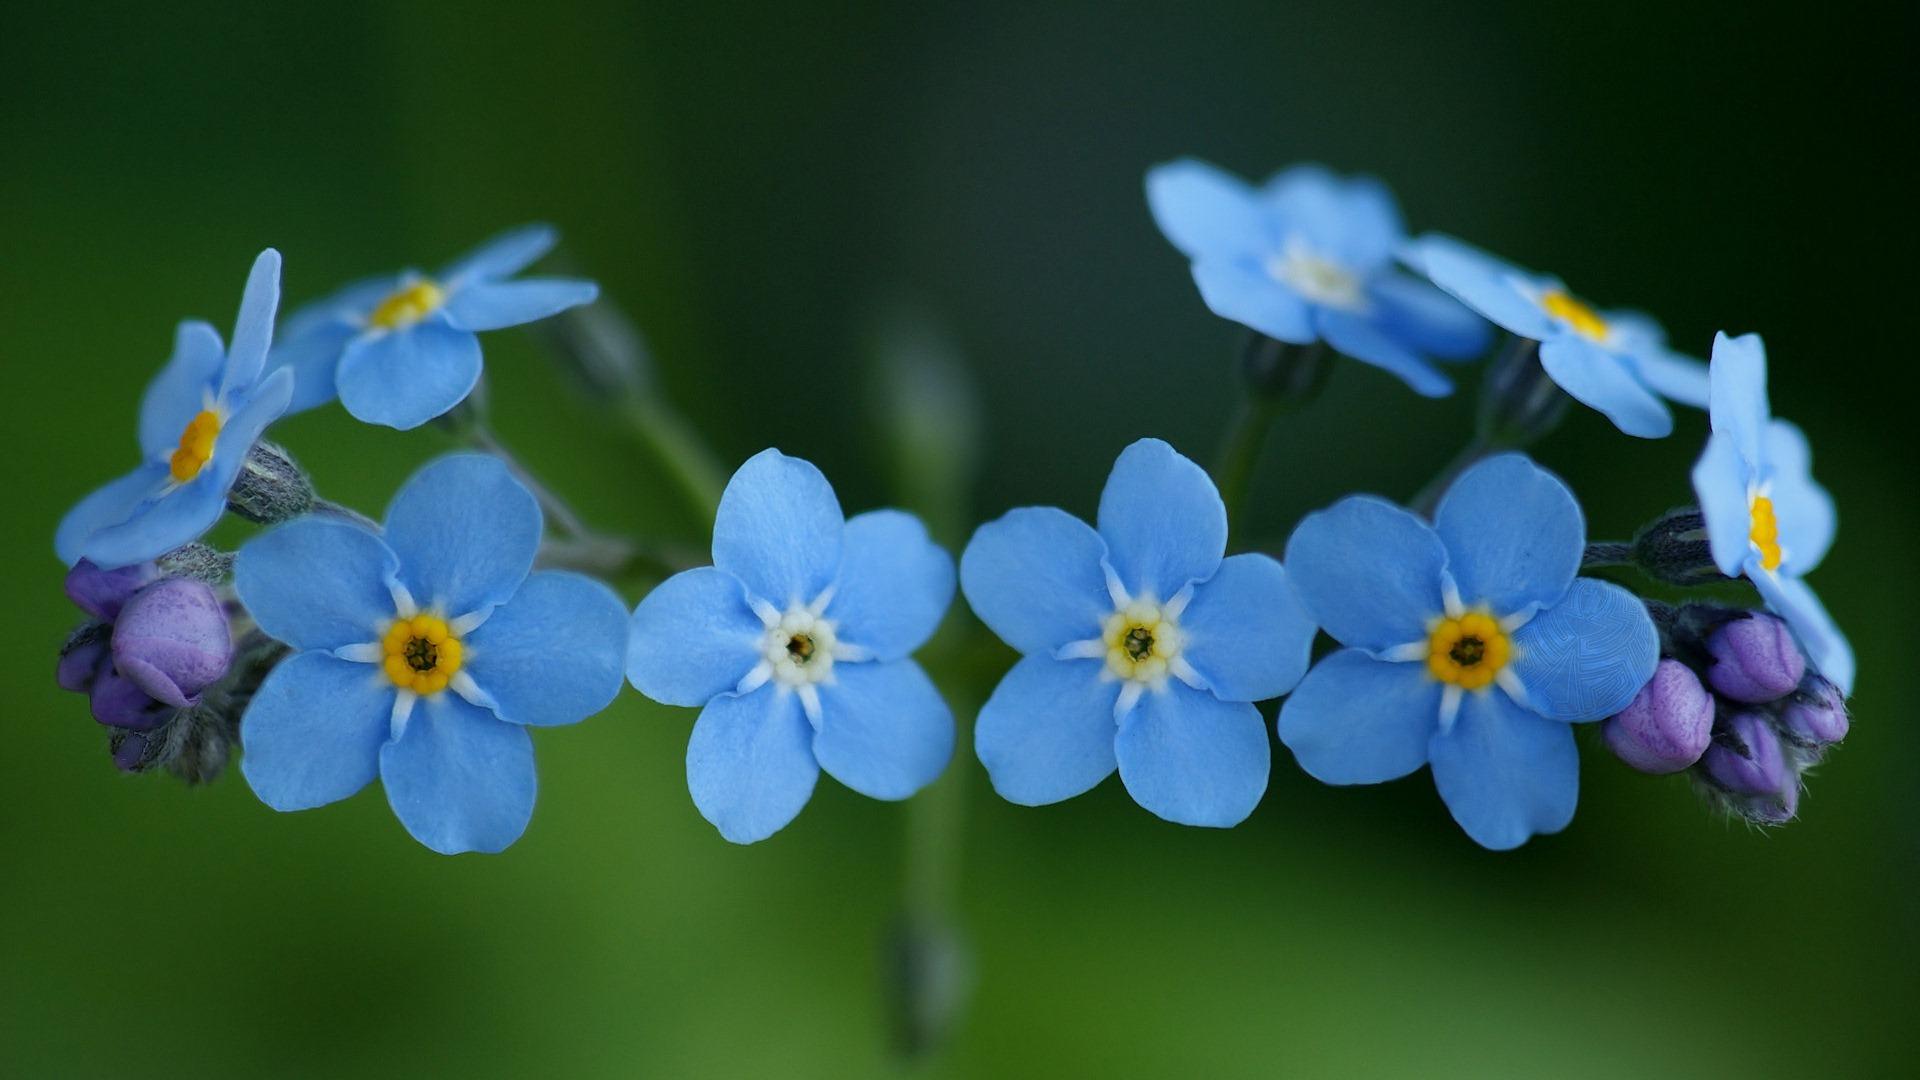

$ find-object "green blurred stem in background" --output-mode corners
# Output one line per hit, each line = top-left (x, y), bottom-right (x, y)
(1213, 335), (1331, 531)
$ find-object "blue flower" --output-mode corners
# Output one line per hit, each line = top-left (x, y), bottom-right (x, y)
(233, 454), (628, 854)
(1405, 233), (1710, 437)
(1691, 332), (1852, 693)
(1278, 454), (1657, 850)
(625, 450), (957, 844)
(56, 250), (295, 570)
(961, 438), (1317, 827)
(267, 225), (598, 430)
(1146, 159), (1492, 397)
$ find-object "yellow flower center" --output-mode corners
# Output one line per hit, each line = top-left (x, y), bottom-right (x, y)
(1425, 610), (1511, 691)
(368, 279), (446, 330)
(1748, 494), (1783, 572)
(382, 614), (465, 695)
(168, 410), (222, 483)
(1102, 600), (1182, 684)
(1540, 289), (1609, 342)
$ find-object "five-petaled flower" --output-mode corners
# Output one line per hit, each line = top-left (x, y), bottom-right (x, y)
(234, 454), (628, 854)
(1691, 331), (1852, 693)
(625, 449), (957, 844)
(268, 225), (598, 430)
(961, 438), (1317, 827)
(1279, 454), (1658, 849)
(1146, 160), (1492, 397)
(56, 250), (295, 570)
(1406, 233), (1709, 438)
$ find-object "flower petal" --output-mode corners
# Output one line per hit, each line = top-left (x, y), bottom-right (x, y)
(441, 223), (558, 286)
(686, 685), (819, 844)
(626, 567), (765, 707)
(711, 449), (844, 608)
(1176, 554), (1316, 702)
(1144, 158), (1267, 261)
(337, 320), (484, 430)
(1691, 433), (1752, 576)
(235, 518), (400, 652)
(1284, 495), (1447, 652)
(1750, 570), (1854, 695)
(266, 275), (398, 414)
(223, 248), (282, 393)
(1539, 334), (1672, 438)
(383, 453), (541, 619)
(973, 655), (1118, 805)
(1628, 349), (1710, 409)
(1189, 259), (1316, 344)
(380, 692), (536, 855)
(241, 651), (394, 811)
(1315, 308), (1453, 397)
(443, 278), (598, 333)
(1114, 682), (1268, 827)
(959, 507), (1110, 655)
(1763, 421), (1835, 575)
(465, 571), (628, 726)
(1277, 649), (1440, 784)
(1097, 438), (1226, 601)
(139, 320), (225, 459)
(812, 659), (954, 800)
(55, 464), (170, 568)
(1408, 234), (1554, 341)
(825, 510), (955, 661)
(1367, 272), (1492, 361)
(1262, 165), (1402, 271)
(1428, 688), (1578, 850)
(1708, 331), (1771, 469)
(1435, 453), (1583, 616)
(1509, 579), (1659, 722)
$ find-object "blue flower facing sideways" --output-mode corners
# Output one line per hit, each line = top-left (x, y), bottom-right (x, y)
(962, 438), (1317, 827)
(1279, 454), (1658, 850)
(626, 450), (957, 844)
(57, 250), (295, 570)
(1406, 233), (1709, 438)
(1692, 331), (1853, 694)
(234, 454), (628, 854)
(268, 225), (598, 430)
(1146, 159), (1492, 397)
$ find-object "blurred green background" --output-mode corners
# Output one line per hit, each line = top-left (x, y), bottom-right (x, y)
(4, 2), (1915, 1076)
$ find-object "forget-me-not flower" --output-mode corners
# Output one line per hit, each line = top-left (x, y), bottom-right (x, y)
(962, 438), (1317, 827)
(56, 250), (295, 570)
(1406, 233), (1709, 437)
(267, 225), (598, 429)
(626, 450), (957, 844)
(1691, 331), (1852, 693)
(234, 454), (628, 854)
(1279, 454), (1658, 849)
(1146, 159), (1492, 397)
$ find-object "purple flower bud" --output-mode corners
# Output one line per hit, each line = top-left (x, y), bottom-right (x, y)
(110, 578), (232, 708)
(89, 665), (173, 732)
(63, 559), (157, 621)
(57, 630), (111, 693)
(1780, 676), (1849, 747)
(1602, 659), (1715, 773)
(112, 732), (153, 773)
(1705, 614), (1805, 703)
(1702, 711), (1792, 799)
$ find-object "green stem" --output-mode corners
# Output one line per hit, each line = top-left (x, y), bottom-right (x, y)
(1213, 398), (1281, 533)
(1582, 541), (1635, 568)
(462, 424), (593, 539)
(619, 397), (727, 524)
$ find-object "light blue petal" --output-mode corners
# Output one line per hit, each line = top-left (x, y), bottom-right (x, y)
(1144, 159), (1268, 261)
(1262, 165), (1402, 272)
(1428, 688), (1578, 850)
(138, 320), (225, 459)
(1708, 331), (1771, 469)
(686, 685), (819, 844)
(1409, 234), (1554, 340)
(1367, 272), (1493, 361)
(55, 464), (170, 567)
(380, 693), (536, 855)
(1177, 554), (1316, 702)
(336, 320), (483, 430)
(1510, 579), (1659, 722)
(1691, 433), (1752, 576)
(465, 571), (629, 727)
(1284, 495), (1447, 652)
(240, 651), (393, 811)
(1190, 259), (1316, 344)
(626, 567), (765, 707)
(441, 224), (558, 286)
(222, 249), (282, 393)
(1097, 438), (1226, 601)
(1751, 570), (1854, 695)
(826, 510), (955, 661)
(711, 449), (844, 608)
(959, 507), (1110, 655)
(1539, 334), (1672, 438)
(1434, 453), (1583, 616)
(443, 278), (598, 333)
(1315, 308), (1454, 397)
(234, 518), (399, 652)
(1629, 349), (1710, 409)
(812, 659), (954, 799)
(1277, 649), (1439, 784)
(383, 453), (541, 619)
(1114, 682), (1269, 827)
(973, 655), (1118, 805)
(1763, 421), (1835, 575)
(266, 274), (398, 413)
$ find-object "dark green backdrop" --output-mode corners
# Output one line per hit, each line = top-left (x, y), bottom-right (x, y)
(4, 3), (1913, 1076)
